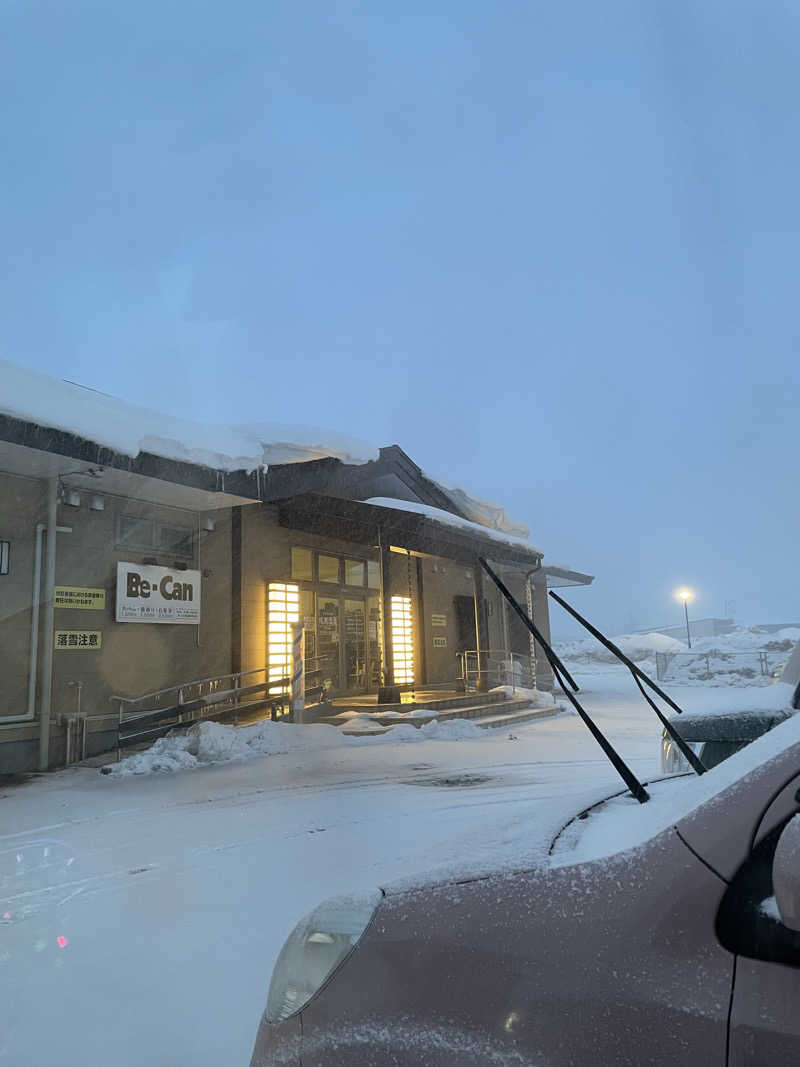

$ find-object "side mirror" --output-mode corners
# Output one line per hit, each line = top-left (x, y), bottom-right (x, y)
(773, 814), (800, 931)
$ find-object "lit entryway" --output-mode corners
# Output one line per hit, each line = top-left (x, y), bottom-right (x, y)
(391, 594), (414, 684)
(267, 582), (299, 694)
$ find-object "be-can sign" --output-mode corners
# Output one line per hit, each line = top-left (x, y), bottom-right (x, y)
(116, 563), (201, 624)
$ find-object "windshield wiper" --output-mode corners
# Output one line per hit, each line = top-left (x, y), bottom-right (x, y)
(548, 590), (706, 775)
(479, 558), (649, 804)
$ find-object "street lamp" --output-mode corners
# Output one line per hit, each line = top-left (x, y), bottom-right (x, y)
(676, 588), (694, 648)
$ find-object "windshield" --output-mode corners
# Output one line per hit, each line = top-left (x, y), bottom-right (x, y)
(2, 5), (798, 1065)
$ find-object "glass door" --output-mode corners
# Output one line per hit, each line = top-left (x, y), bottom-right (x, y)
(317, 595), (341, 692)
(343, 599), (367, 692)
(367, 596), (382, 689)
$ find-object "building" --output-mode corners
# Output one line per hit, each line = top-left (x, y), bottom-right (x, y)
(635, 618), (737, 643)
(0, 360), (593, 773)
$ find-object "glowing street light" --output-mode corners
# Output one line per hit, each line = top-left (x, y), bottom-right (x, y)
(676, 588), (694, 648)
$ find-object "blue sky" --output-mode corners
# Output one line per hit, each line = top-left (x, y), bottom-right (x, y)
(2, 1), (798, 635)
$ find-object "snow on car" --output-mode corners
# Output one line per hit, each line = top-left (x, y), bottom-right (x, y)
(251, 713), (800, 1066)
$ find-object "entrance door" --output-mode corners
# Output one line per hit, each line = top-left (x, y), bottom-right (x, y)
(343, 599), (367, 692)
(317, 595), (341, 692)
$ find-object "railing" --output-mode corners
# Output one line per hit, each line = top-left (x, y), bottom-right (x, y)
(655, 650), (773, 683)
(110, 662), (332, 758)
(458, 650), (535, 694)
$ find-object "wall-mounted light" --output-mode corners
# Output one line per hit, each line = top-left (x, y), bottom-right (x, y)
(0, 541), (9, 575)
(64, 489), (81, 508)
(89, 494), (105, 511)
(201, 517), (215, 532)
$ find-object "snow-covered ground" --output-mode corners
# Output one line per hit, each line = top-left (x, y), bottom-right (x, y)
(1, 668), (795, 1066)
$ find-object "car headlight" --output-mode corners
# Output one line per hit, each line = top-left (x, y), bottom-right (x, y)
(660, 731), (702, 775)
(265, 889), (382, 1024)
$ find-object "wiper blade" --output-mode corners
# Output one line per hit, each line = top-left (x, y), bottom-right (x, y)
(477, 559), (579, 692)
(548, 590), (706, 775)
(479, 558), (649, 804)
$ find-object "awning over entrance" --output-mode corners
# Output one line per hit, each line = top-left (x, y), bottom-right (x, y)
(276, 493), (544, 568)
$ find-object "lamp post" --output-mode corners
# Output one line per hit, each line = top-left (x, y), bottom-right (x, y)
(677, 588), (694, 648)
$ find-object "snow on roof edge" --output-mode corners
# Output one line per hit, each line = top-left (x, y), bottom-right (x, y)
(363, 497), (543, 554)
(0, 358), (378, 473)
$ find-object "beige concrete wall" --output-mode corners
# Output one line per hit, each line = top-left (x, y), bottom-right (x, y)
(0, 473), (45, 722)
(0, 470), (234, 768)
(417, 556), (475, 686)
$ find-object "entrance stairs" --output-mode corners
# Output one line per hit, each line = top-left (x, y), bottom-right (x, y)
(320, 689), (561, 736)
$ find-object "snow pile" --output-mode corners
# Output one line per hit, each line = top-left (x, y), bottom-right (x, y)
(557, 625), (800, 689)
(416, 718), (484, 740)
(339, 708), (437, 724)
(490, 685), (556, 708)
(110, 716), (486, 776)
(556, 631), (686, 665)
(552, 707), (800, 865)
(659, 627), (799, 688)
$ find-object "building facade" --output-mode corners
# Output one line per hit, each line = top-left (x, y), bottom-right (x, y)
(0, 365), (592, 773)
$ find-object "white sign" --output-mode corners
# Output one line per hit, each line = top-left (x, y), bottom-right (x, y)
(116, 563), (201, 624)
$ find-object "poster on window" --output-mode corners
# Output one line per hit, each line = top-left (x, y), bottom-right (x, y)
(116, 563), (201, 624)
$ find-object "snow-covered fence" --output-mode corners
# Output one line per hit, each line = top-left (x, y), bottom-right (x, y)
(655, 650), (773, 685)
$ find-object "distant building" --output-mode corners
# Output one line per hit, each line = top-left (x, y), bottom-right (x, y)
(0, 361), (592, 773)
(635, 618), (736, 643)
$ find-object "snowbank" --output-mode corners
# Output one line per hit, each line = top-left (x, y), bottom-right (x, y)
(556, 631), (686, 665)
(558, 626), (800, 689)
(490, 685), (558, 708)
(109, 716), (486, 776)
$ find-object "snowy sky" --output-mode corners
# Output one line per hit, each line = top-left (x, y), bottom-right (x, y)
(2, 2), (798, 634)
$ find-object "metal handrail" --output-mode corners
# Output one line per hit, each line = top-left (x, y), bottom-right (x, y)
(458, 649), (535, 695)
(110, 666), (268, 708)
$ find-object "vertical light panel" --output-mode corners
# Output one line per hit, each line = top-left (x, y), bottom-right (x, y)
(268, 582), (300, 694)
(391, 595), (414, 685)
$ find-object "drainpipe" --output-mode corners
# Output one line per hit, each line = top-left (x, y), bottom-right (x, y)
(525, 561), (544, 690)
(38, 477), (59, 770)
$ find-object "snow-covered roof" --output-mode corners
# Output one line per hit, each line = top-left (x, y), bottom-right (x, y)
(363, 497), (542, 554)
(0, 360), (532, 539)
(0, 358), (377, 473)
(426, 477), (530, 539)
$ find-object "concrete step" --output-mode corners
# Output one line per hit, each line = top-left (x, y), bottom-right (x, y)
(329, 696), (527, 730)
(331, 690), (510, 715)
(337, 697), (562, 736)
(474, 705), (562, 730)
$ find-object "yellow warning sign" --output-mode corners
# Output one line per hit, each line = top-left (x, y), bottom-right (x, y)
(54, 587), (106, 610)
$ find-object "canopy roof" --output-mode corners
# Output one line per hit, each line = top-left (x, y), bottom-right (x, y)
(277, 493), (544, 568)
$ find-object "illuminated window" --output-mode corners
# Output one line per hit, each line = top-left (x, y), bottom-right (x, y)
(391, 595), (414, 685)
(268, 582), (300, 695)
(345, 559), (365, 586)
(319, 555), (340, 583)
(291, 547), (313, 581)
(367, 560), (380, 589)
